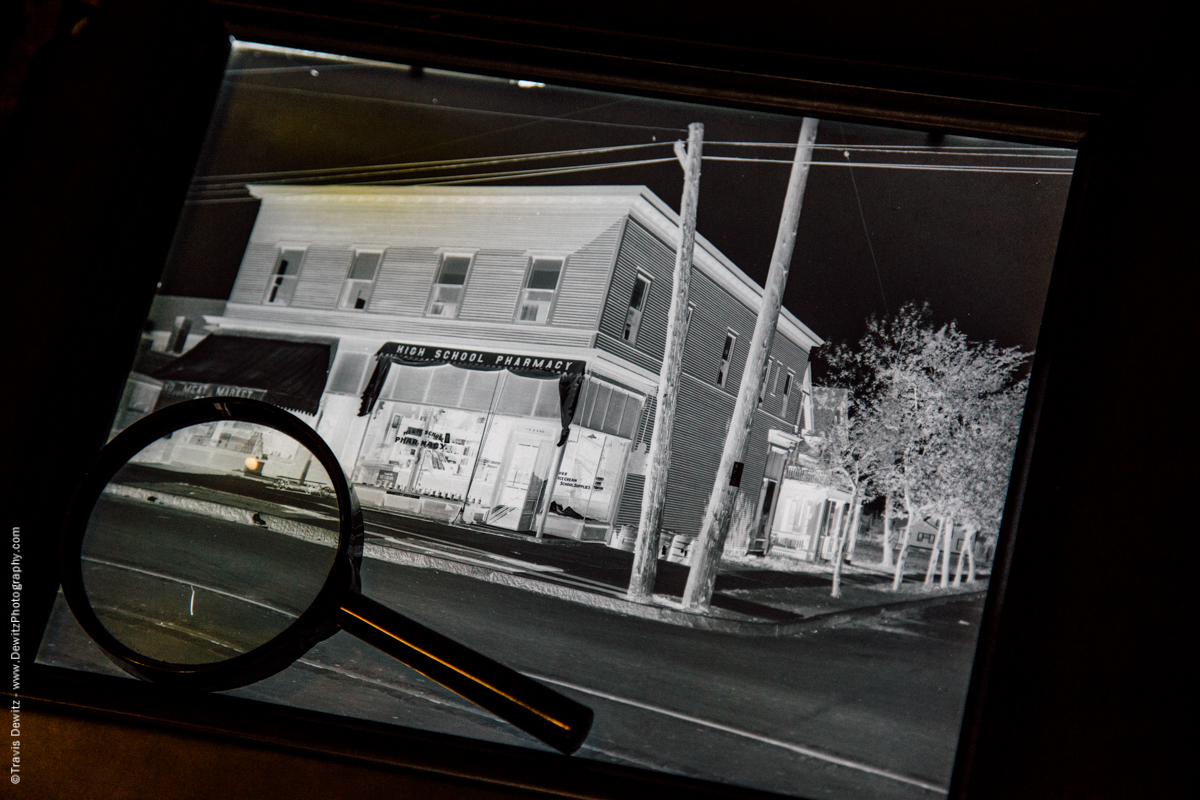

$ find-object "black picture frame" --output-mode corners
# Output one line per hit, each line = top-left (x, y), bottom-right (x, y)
(1, 2), (1188, 798)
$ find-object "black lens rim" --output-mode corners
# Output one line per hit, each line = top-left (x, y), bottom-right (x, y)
(59, 397), (365, 691)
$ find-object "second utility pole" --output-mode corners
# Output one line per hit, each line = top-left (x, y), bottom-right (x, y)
(627, 121), (703, 603)
(683, 117), (819, 612)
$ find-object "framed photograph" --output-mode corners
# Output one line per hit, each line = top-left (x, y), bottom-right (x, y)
(9, 2), (1177, 799)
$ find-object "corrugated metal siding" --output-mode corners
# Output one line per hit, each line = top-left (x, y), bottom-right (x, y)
(458, 249), (527, 323)
(599, 219), (673, 363)
(290, 246), (351, 309)
(228, 243), (277, 305)
(369, 247), (439, 316)
(554, 220), (623, 329)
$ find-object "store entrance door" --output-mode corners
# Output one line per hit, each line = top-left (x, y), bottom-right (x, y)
(487, 433), (554, 531)
(749, 447), (788, 554)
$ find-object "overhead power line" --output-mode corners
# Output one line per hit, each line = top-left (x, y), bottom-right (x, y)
(709, 140), (1076, 153)
(701, 156), (1073, 174)
(193, 142), (674, 187)
(186, 148), (1074, 201)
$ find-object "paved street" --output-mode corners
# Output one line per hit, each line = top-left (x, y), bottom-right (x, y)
(40, 488), (984, 799)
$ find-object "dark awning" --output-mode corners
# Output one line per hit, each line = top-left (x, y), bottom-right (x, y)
(357, 341), (584, 445)
(151, 335), (333, 416)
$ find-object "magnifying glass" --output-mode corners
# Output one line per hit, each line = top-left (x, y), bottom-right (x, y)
(59, 398), (593, 754)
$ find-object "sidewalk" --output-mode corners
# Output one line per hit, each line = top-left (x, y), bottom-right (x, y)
(106, 465), (989, 635)
(362, 509), (989, 635)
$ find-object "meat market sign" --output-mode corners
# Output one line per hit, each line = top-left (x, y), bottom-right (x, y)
(157, 381), (267, 407)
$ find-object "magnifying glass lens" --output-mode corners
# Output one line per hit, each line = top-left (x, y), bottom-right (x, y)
(80, 420), (339, 665)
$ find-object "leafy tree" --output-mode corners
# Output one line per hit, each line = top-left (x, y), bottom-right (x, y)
(819, 303), (1029, 591)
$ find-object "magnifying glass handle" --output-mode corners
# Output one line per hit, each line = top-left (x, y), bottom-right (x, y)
(336, 592), (593, 754)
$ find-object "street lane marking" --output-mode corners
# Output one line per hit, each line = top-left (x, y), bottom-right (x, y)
(82, 556), (299, 619)
(527, 673), (949, 794)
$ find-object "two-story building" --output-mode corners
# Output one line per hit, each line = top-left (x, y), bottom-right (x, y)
(115, 184), (824, 553)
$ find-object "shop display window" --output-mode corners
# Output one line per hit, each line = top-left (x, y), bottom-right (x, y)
(352, 364), (499, 501)
(548, 427), (630, 527)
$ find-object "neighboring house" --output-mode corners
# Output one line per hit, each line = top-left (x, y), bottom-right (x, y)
(765, 387), (862, 561)
(113, 184), (824, 551)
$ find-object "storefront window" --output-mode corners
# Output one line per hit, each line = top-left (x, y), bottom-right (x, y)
(465, 414), (561, 531)
(461, 373), (561, 531)
(353, 364), (498, 502)
(549, 427), (630, 525)
(352, 364), (635, 537)
(542, 379), (641, 538)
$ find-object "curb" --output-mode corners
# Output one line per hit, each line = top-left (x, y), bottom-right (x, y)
(104, 483), (338, 548)
(105, 484), (988, 636)
(366, 543), (988, 637)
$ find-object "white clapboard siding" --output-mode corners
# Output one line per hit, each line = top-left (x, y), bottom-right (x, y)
(552, 220), (624, 329)
(458, 249), (527, 323)
(657, 377), (737, 535)
(246, 187), (633, 255)
(369, 247), (440, 316)
(599, 219), (673, 363)
(760, 334), (810, 425)
(219, 304), (596, 349)
(228, 243), (278, 305)
(290, 247), (352, 309)
(614, 377), (779, 537)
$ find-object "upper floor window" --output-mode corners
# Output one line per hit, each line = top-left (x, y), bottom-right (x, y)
(516, 257), (564, 324)
(781, 369), (795, 417)
(623, 273), (652, 342)
(426, 254), (473, 318)
(338, 250), (383, 310)
(799, 364), (814, 431)
(717, 331), (737, 388)
(758, 359), (773, 406)
(264, 248), (305, 306)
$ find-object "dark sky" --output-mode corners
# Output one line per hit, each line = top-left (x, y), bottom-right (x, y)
(164, 41), (1075, 365)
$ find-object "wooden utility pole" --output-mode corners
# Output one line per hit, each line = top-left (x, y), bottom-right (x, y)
(682, 118), (819, 612)
(627, 122), (703, 603)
